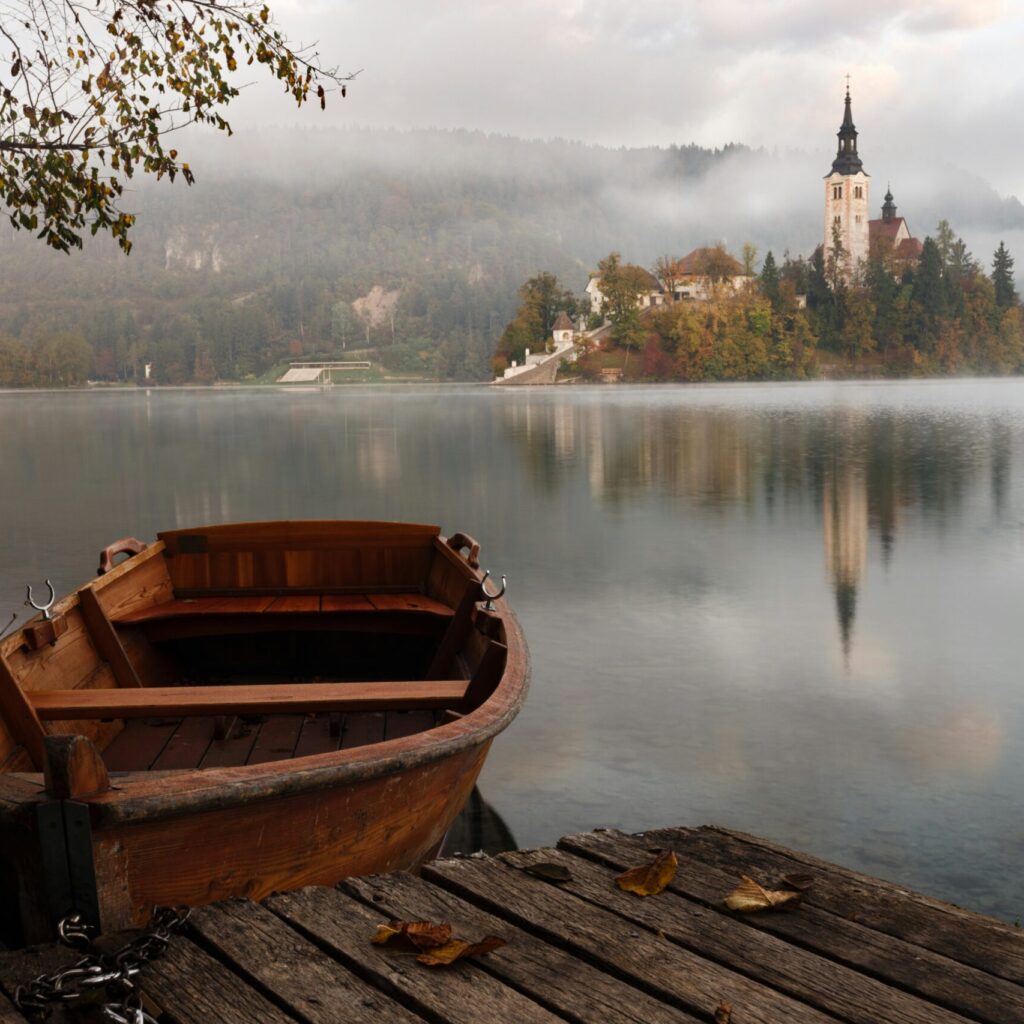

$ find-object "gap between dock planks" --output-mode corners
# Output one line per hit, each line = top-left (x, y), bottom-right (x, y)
(0, 826), (1020, 1024)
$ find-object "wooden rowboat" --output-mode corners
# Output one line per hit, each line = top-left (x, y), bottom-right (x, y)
(0, 522), (528, 945)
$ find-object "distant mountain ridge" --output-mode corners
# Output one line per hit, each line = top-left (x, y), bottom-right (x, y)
(0, 127), (1021, 382)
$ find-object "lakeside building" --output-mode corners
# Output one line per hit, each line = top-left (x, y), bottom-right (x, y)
(585, 248), (751, 316)
(585, 266), (665, 316)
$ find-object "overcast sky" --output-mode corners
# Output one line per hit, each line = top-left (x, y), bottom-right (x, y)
(233, 1), (1024, 199)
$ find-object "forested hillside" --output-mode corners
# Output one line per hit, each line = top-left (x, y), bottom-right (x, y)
(1, 127), (1022, 385)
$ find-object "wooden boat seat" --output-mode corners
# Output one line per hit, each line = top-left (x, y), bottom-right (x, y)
(113, 593), (455, 624)
(29, 680), (468, 720)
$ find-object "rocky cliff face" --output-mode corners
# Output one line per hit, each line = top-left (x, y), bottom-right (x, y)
(164, 225), (230, 273)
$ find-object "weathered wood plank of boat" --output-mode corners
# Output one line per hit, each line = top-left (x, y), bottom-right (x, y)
(199, 718), (260, 768)
(0, 655), (46, 769)
(341, 870), (702, 1024)
(84, 741), (490, 926)
(246, 714), (304, 764)
(497, 845), (972, 1024)
(292, 714), (342, 758)
(187, 900), (424, 1024)
(265, 886), (565, 1024)
(159, 520), (440, 594)
(561, 828), (1024, 1024)
(423, 854), (838, 1024)
(76, 587), (142, 689)
(639, 826), (1024, 983)
(31, 680), (470, 718)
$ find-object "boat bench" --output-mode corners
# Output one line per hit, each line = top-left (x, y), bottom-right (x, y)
(114, 594), (455, 623)
(30, 680), (469, 720)
(110, 594), (456, 640)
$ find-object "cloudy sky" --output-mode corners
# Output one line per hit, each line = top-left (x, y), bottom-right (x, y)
(237, 0), (1024, 199)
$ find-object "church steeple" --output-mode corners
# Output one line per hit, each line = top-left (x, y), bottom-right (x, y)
(881, 186), (896, 223)
(831, 86), (865, 175)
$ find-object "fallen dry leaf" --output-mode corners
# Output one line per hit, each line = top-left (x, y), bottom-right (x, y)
(615, 849), (678, 897)
(416, 935), (507, 967)
(372, 919), (452, 950)
(524, 861), (573, 882)
(724, 874), (801, 913)
(714, 1000), (733, 1023)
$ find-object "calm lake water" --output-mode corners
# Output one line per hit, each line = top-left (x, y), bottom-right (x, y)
(1, 380), (1023, 921)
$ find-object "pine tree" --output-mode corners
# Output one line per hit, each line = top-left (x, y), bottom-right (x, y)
(760, 251), (782, 310)
(910, 237), (947, 349)
(992, 242), (1019, 310)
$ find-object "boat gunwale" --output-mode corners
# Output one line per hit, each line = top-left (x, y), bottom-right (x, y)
(0, 599), (529, 827)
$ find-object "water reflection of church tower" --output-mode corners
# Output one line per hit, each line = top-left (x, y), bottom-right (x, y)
(823, 458), (868, 656)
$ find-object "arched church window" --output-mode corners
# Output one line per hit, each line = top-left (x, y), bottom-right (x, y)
(854, 185), (863, 199)
(833, 215), (841, 225)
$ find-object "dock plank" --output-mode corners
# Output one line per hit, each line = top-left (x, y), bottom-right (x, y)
(498, 844), (972, 1024)
(423, 854), (839, 1024)
(141, 935), (297, 1024)
(642, 826), (1024, 984)
(561, 828), (1024, 1024)
(1, 825), (1020, 1024)
(266, 885), (565, 1024)
(0, 992), (27, 1024)
(342, 870), (703, 1024)
(187, 900), (423, 1024)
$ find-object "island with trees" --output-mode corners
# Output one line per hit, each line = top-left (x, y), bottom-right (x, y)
(493, 229), (1022, 384)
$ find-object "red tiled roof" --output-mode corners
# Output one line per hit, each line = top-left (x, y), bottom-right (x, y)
(868, 217), (906, 243)
(895, 237), (924, 259)
(675, 247), (745, 277)
(552, 311), (574, 331)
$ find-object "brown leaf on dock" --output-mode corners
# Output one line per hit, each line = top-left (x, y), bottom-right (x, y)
(724, 874), (801, 913)
(615, 849), (678, 896)
(416, 935), (507, 967)
(372, 919), (452, 950)
(524, 861), (573, 882)
(714, 1000), (733, 1023)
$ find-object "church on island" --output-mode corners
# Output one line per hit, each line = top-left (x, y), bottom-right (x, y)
(824, 85), (922, 276)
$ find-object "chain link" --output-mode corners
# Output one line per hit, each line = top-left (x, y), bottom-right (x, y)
(14, 906), (190, 1022)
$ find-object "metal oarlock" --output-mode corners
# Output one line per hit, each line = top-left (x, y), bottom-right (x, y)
(25, 579), (56, 620)
(480, 570), (507, 612)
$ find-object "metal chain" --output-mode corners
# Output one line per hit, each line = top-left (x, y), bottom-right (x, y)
(14, 906), (190, 1022)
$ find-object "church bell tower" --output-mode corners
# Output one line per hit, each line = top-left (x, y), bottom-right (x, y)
(824, 85), (870, 278)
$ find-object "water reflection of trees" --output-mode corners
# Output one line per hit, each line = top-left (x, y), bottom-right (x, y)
(501, 398), (1007, 654)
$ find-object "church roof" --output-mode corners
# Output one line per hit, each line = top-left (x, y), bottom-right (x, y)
(895, 237), (924, 260)
(552, 311), (574, 331)
(869, 217), (908, 243)
(830, 87), (866, 176)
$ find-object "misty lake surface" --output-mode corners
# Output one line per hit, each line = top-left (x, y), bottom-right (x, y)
(1, 379), (1023, 920)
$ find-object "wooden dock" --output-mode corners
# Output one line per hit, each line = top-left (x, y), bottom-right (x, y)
(1, 825), (1021, 1023)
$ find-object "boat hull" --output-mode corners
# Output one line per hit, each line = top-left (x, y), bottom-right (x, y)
(0, 522), (529, 943)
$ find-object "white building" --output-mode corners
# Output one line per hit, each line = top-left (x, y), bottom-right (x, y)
(585, 267), (665, 316)
(823, 87), (870, 276)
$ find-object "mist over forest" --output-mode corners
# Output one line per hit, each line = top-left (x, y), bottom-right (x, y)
(1, 126), (1023, 383)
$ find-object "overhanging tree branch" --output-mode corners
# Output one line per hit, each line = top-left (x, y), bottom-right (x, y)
(1, 0), (357, 253)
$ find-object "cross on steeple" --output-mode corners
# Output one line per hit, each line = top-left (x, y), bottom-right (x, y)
(845, 72), (851, 93)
